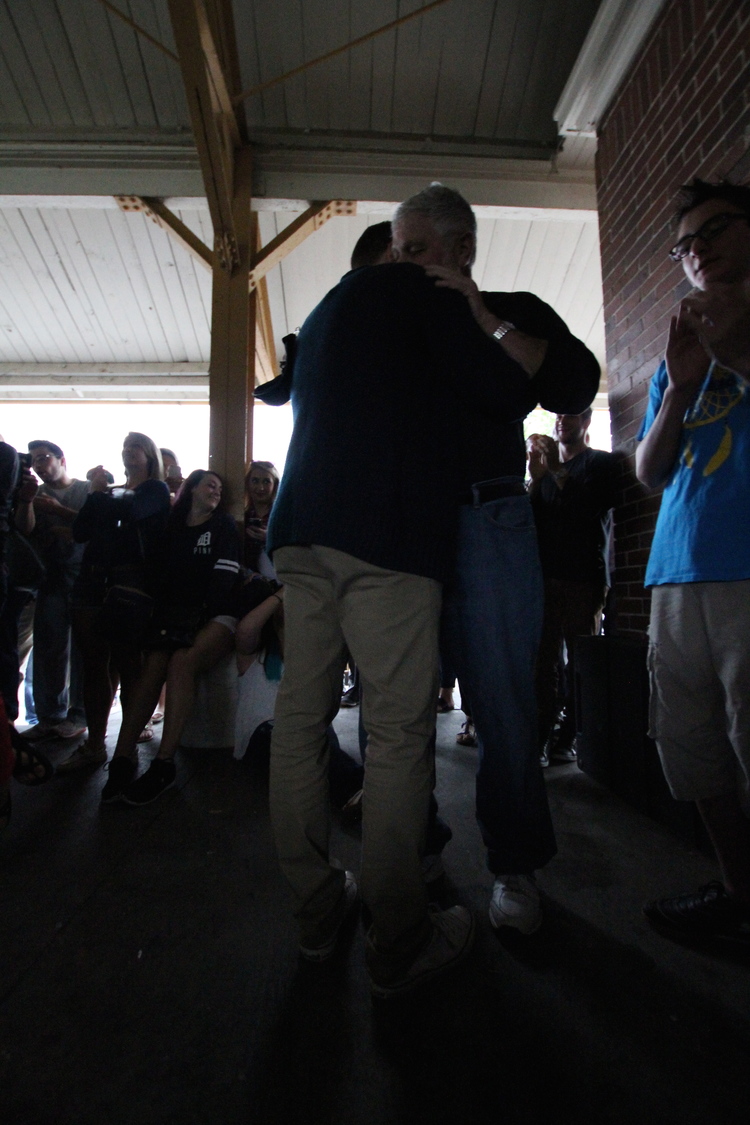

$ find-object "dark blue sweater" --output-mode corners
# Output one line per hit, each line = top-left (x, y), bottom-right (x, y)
(268, 263), (544, 583)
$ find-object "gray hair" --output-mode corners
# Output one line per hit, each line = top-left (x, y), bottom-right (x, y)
(393, 183), (477, 265)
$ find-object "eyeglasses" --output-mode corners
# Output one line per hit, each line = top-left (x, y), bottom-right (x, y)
(669, 212), (750, 262)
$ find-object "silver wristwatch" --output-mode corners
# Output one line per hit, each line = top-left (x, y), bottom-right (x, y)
(492, 321), (516, 342)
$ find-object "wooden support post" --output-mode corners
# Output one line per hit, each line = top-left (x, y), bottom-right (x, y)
(208, 147), (255, 519)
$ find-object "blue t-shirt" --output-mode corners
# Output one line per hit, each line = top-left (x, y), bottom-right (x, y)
(639, 360), (750, 585)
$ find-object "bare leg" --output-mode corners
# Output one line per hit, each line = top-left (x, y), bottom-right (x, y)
(696, 791), (750, 904)
(158, 623), (234, 760)
(113, 649), (170, 761)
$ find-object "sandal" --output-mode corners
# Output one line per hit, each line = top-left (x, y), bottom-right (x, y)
(456, 719), (477, 747)
(137, 723), (154, 744)
(10, 727), (54, 785)
(151, 712), (164, 725)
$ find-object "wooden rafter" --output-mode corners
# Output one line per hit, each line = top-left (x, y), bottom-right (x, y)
(249, 200), (357, 291)
(167, 0), (241, 272)
(232, 0), (455, 105)
(115, 195), (214, 271)
(254, 223), (277, 384)
(94, 0), (178, 62)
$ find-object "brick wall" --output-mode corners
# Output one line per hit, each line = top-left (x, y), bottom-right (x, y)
(596, 0), (750, 635)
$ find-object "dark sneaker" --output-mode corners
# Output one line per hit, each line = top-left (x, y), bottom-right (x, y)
(644, 882), (750, 947)
(122, 758), (177, 806)
(489, 873), (542, 935)
(367, 905), (475, 998)
(299, 871), (359, 962)
(101, 757), (137, 804)
(549, 740), (577, 763)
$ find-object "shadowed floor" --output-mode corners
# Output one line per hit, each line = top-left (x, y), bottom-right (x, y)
(2, 704), (749, 1125)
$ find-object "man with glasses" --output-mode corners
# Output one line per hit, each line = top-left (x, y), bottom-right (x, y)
(637, 179), (750, 948)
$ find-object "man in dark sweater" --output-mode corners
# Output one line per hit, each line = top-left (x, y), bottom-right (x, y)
(391, 185), (600, 936)
(268, 258), (540, 996)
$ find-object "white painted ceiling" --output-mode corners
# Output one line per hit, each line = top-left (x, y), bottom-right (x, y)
(0, 0), (608, 401)
(0, 195), (604, 400)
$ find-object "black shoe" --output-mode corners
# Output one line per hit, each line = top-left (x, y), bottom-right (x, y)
(122, 758), (177, 806)
(101, 756), (137, 803)
(544, 726), (578, 763)
(340, 686), (360, 708)
(644, 882), (750, 947)
(549, 740), (577, 763)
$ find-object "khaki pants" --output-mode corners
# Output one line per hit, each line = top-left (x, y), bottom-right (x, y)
(649, 580), (750, 802)
(270, 545), (441, 954)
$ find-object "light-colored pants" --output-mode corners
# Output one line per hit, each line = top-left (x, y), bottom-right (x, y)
(270, 545), (441, 955)
(648, 580), (750, 802)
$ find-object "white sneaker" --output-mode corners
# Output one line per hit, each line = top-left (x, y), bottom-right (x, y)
(299, 871), (359, 962)
(368, 905), (475, 997)
(52, 719), (87, 740)
(20, 720), (59, 742)
(489, 874), (542, 935)
(56, 742), (107, 773)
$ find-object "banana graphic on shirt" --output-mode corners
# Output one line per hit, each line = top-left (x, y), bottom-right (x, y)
(703, 424), (732, 476)
(681, 365), (744, 476)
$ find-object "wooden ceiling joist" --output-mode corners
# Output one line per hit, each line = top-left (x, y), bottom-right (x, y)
(115, 195), (214, 271)
(167, 0), (241, 272)
(232, 0), (456, 106)
(249, 200), (357, 291)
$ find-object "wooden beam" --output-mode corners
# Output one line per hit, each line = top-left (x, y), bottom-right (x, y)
(191, 0), (241, 150)
(254, 222), (277, 384)
(232, 0), (455, 105)
(115, 195), (214, 271)
(249, 200), (357, 291)
(94, 0), (179, 63)
(207, 146), (256, 516)
(167, 0), (240, 271)
(254, 328), (275, 387)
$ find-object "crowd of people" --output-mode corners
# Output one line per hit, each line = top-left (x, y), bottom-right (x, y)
(2, 176), (749, 997)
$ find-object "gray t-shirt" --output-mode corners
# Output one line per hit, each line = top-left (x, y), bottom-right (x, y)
(35, 478), (91, 577)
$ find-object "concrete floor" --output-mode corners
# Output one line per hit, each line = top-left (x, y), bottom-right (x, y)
(2, 705), (750, 1125)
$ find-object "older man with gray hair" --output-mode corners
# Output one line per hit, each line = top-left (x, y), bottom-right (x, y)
(392, 184), (600, 934)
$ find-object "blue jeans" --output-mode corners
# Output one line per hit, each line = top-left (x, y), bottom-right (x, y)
(33, 580), (86, 725)
(444, 487), (556, 875)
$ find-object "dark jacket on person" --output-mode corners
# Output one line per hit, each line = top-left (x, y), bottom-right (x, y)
(531, 447), (620, 586)
(268, 262), (595, 583)
(73, 478), (170, 587)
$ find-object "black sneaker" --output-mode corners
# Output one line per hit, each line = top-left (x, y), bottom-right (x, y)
(122, 758), (177, 806)
(644, 882), (750, 947)
(101, 757), (137, 803)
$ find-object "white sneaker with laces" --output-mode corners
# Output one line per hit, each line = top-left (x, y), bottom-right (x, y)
(299, 871), (359, 962)
(52, 719), (87, 740)
(489, 874), (541, 934)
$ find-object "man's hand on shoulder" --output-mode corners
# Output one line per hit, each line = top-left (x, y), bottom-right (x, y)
(424, 265), (547, 376)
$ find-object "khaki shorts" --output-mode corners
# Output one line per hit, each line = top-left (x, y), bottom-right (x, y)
(648, 581), (750, 802)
